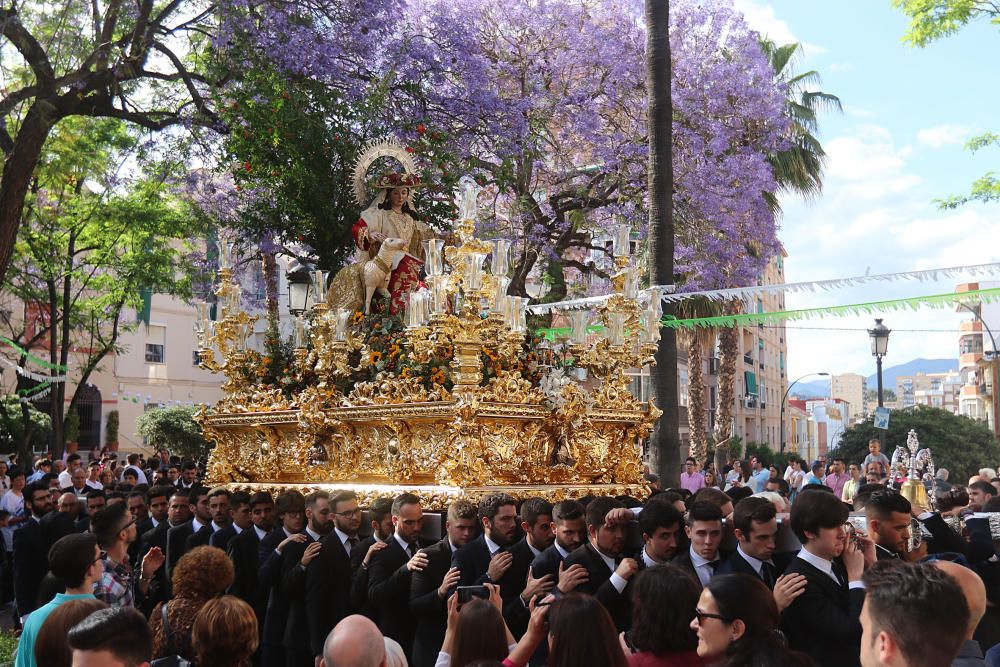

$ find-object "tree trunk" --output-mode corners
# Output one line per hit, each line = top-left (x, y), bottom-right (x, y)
(714, 305), (739, 464)
(0, 103), (57, 287)
(686, 332), (707, 463)
(645, 0), (680, 486)
(262, 248), (280, 326)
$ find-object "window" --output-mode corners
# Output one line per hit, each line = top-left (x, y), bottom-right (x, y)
(192, 350), (201, 366)
(145, 344), (165, 363)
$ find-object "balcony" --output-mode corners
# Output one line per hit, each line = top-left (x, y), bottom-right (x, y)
(744, 353), (754, 365)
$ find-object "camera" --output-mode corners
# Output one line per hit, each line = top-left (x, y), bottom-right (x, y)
(456, 585), (490, 604)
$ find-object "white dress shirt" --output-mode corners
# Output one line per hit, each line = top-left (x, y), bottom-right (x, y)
(484, 534), (502, 556)
(689, 546), (720, 587)
(554, 541), (570, 559)
(797, 546), (865, 590)
(254, 525), (267, 540)
(736, 544), (773, 577)
(641, 546), (663, 569)
(592, 546), (628, 593)
(334, 526), (354, 557)
(394, 532), (415, 556)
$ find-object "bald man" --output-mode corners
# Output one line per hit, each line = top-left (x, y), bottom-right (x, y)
(322, 615), (386, 667)
(933, 561), (988, 667)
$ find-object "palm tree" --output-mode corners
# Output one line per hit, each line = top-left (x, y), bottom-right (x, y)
(676, 297), (722, 465)
(762, 40), (842, 205)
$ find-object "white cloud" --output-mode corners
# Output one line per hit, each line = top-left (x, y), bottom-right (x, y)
(844, 105), (877, 119)
(916, 124), (974, 149)
(731, 0), (828, 56)
(828, 63), (855, 73)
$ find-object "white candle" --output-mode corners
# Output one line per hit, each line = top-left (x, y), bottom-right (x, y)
(217, 241), (234, 270)
(334, 309), (350, 341)
(612, 222), (631, 258)
(465, 253), (486, 291)
(492, 277), (511, 313)
(607, 313), (625, 345)
(570, 311), (589, 345)
(423, 239), (445, 277)
(623, 266), (640, 299)
(491, 239), (510, 276)
(294, 316), (308, 348)
(312, 270), (328, 304)
(457, 176), (478, 220)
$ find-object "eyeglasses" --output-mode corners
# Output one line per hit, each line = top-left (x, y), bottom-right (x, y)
(334, 509), (360, 518)
(93, 550), (107, 566)
(694, 609), (731, 624)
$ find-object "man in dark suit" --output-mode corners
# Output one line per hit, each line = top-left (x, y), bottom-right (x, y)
(127, 490), (152, 566)
(350, 497), (394, 622)
(77, 490), (106, 532)
(368, 493), (428, 661)
(501, 498), (556, 639)
(864, 490), (913, 562)
(409, 500), (478, 667)
(226, 491), (274, 617)
(13, 482), (52, 623)
(137, 486), (191, 614)
(635, 495), (684, 569)
(165, 485), (209, 579)
(257, 490), (306, 667)
(530, 499), (587, 583)
(306, 491), (366, 659)
(187, 487), (231, 550)
(781, 487), (873, 667)
(282, 491), (331, 667)
(41, 493), (82, 550)
(671, 501), (726, 588)
(212, 491), (251, 552)
(561, 497), (638, 632)
(453, 493), (519, 587)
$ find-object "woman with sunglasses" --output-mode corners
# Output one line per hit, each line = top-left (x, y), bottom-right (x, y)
(690, 574), (813, 667)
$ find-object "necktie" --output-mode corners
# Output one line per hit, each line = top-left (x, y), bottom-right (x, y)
(761, 561), (776, 588)
(407, 544), (416, 558)
(708, 560), (719, 574)
(348, 536), (358, 549)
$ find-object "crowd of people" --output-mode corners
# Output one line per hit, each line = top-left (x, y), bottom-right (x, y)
(3, 437), (1000, 666)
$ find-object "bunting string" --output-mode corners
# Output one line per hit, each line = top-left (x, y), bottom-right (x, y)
(0, 336), (69, 372)
(0, 355), (67, 383)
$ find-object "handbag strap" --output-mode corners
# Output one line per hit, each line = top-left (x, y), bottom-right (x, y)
(160, 603), (178, 656)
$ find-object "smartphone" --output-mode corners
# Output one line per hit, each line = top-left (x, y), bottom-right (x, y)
(843, 523), (862, 550)
(456, 585), (490, 604)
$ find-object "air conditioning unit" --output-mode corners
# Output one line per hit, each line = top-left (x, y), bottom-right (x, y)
(709, 357), (720, 374)
(743, 397), (756, 409)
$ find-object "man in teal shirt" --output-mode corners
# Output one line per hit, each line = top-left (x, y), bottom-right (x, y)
(15, 532), (103, 667)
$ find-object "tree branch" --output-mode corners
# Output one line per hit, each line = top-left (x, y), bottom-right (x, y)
(0, 9), (56, 89)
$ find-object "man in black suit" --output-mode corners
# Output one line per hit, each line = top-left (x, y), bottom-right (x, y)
(127, 490), (152, 567)
(453, 493), (519, 587)
(165, 485), (209, 579)
(226, 491), (274, 617)
(864, 490), (913, 562)
(350, 497), (394, 621)
(635, 495), (684, 569)
(561, 497), (639, 632)
(61, 467), (90, 498)
(368, 492), (428, 660)
(282, 491), (331, 667)
(530, 499), (587, 583)
(409, 499), (478, 667)
(502, 497), (556, 639)
(781, 487), (874, 667)
(77, 490), (106, 532)
(187, 487), (231, 550)
(137, 487), (191, 614)
(212, 491), (252, 552)
(672, 501), (726, 588)
(306, 491), (367, 659)
(12, 481), (52, 624)
(176, 460), (199, 489)
(41, 492), (82, 550)
(257, 490), (307, 667)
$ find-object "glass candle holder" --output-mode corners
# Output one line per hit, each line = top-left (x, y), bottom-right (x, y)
(623, 266), (640, 299)
(293, 316), (308, 348)
(217, 241), (235, 270)
(227, 285), (242, 313)
(570, 311), (589, 345)
(423, 239), (445, 277)
(312, 270), (328, 304)
(612, 222), (631, 258)
(491, 277), (511, 314)
(607, 313), (625, 345)
(457, 175), (478, 220)
(332, 309), (350, 341)
(491, 239), (511, 276)
(431, 277), (449, 315)
(510, 297), (527, 332)
(464, 253), (487, 291)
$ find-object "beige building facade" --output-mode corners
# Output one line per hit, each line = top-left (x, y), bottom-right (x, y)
(831, 373), (865, 424)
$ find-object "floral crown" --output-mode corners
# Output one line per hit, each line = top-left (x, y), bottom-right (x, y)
(374, 171), (422, 189)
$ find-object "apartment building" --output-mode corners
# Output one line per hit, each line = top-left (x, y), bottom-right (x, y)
(831, 373), (866, 423)
(955, 282), (999, 432)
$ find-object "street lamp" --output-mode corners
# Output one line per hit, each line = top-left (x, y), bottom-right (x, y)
(286, 261), (312, 315)
(781, 372), (830, 454)
(868, 318), (891, 451)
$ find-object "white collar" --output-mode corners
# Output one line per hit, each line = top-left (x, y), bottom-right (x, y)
(151, 517), (160, 528)
(393, 532), (414, 553)
(526, 539), (542, 558)
(484, 534), (502, 555)
(797, 546), (840, 584)
(305, 526), (321, 542)
(642, 546), (663, 569)
(232, 523), (244, 534)
(736, 544), (772, 575)
(374, 533), (386, 544)
(211, 521), (225, 533)
(282, 526), (294, 538)
(554, 542), (571, 559)
(592, 543), (616, 571)
(689, 546), (718, 568)
(192, 517), (206, 533)
(334, 526), (353, 546)
(254, 525), (267, 540)
(448, 539), (459, 553)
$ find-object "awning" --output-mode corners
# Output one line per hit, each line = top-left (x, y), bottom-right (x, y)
(744, 371), (758, 396)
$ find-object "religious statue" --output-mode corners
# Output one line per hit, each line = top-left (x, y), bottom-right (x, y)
(327, 138), (437, 314)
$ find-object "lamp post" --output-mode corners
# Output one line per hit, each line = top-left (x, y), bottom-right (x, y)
(957, 302), (1000, 434)
(286, 262), (312, 315)
(868, 318), (891, 452)
(781, 372), (830, 455)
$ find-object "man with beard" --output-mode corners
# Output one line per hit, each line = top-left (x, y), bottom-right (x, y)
(280, 491), (330, 667)
(165, 485), (210, 579)
(503, 498), (555, 639)
(226, 491), (274, 615)
(561, 496), (638, 632)
(258, 491), (307, 667)
(186, 487), (232, 550)
(13, 481), (53, 623)
(138, 487), (191, 614)
(307, 491), (366, 659)
(409, 500), (478, 667)
(211, 491), (252, 552)
(453, 493), (518, 587)
(865, 491), (913, 562)
(636, 495), (685, 569)
(530, 500), (587, 584)
(350, 497), (394, 622)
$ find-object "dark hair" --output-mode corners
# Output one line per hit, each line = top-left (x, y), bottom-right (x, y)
(122, 468), (138, 480)
(970, 481), (997, 497)
(191, 595), (259, 667)
(866, 490), (912, 520)
(478, 493), (517, 523)
(520, 497), (553, 527)
(35, 598), (109, 667)
(331, 491), (358, 508)
(67, 454), (81, 464)
(448, 499), (478, 522)
(800, 483), (833, 494)
(732, 497), (777, 537)
(230, 491), (252, 510)
(638, 498), (683, 537)
(182, 461), (198, 471)
(705, 574), (809, 667)
(370, 497), (394, 524)
(685, 457), (698, 466)
(92, 502), (130, 549)
(392, 492), (421, 517)
(552, 499), (585, 523)
(790, 487), (848, 543)
(726, 486), (753, 503)
(274, 490), (305, 516)
(863, 561), (969, 667)
(690, 487), (730, 510)
(85, 489), (106, 502)
(630, 564), (699, 655)
(450, 598), (509, 667)
(189, 485), (210, 504)
(811, 462), (825, 475)
(688, 500), (724, 525)
(24, 481), (49, 512)
(304, 490), (329, 510)
(67, 607), (153, 664)
(377, 188), (417, 217)
(548, 594), (628, 667)
(936, 487), (970, 513)
(765, 477), (790, 496)
(207, 487), (232, 501)
(170, 488), (191, 503)
(250, 491), (275, 509)
(585, 496), (624, 530)
(128, 490), (147, 503)
(983, 496), (1000, 513)
(48, 533), (99, 589)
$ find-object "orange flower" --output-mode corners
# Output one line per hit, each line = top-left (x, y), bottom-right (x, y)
(352, 311), (364, 324)
(370, 351), (382, 364)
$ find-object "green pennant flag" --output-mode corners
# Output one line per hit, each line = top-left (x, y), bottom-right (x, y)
(138, 288), (153, 328)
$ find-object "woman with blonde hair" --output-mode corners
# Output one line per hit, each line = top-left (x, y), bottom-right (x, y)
(192, 595), (259, 667)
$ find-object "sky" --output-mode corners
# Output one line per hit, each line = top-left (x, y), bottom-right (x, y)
(730, 0), (1000, 383)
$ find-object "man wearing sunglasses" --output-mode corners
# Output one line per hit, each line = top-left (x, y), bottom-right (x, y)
(92, 502), (165, 608)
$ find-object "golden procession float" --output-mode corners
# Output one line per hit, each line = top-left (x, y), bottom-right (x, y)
(193, 140), (663, 508)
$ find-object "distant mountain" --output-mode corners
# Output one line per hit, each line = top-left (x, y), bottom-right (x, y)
(865, 358), (957, 388)
(787, 358), (957, 400)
